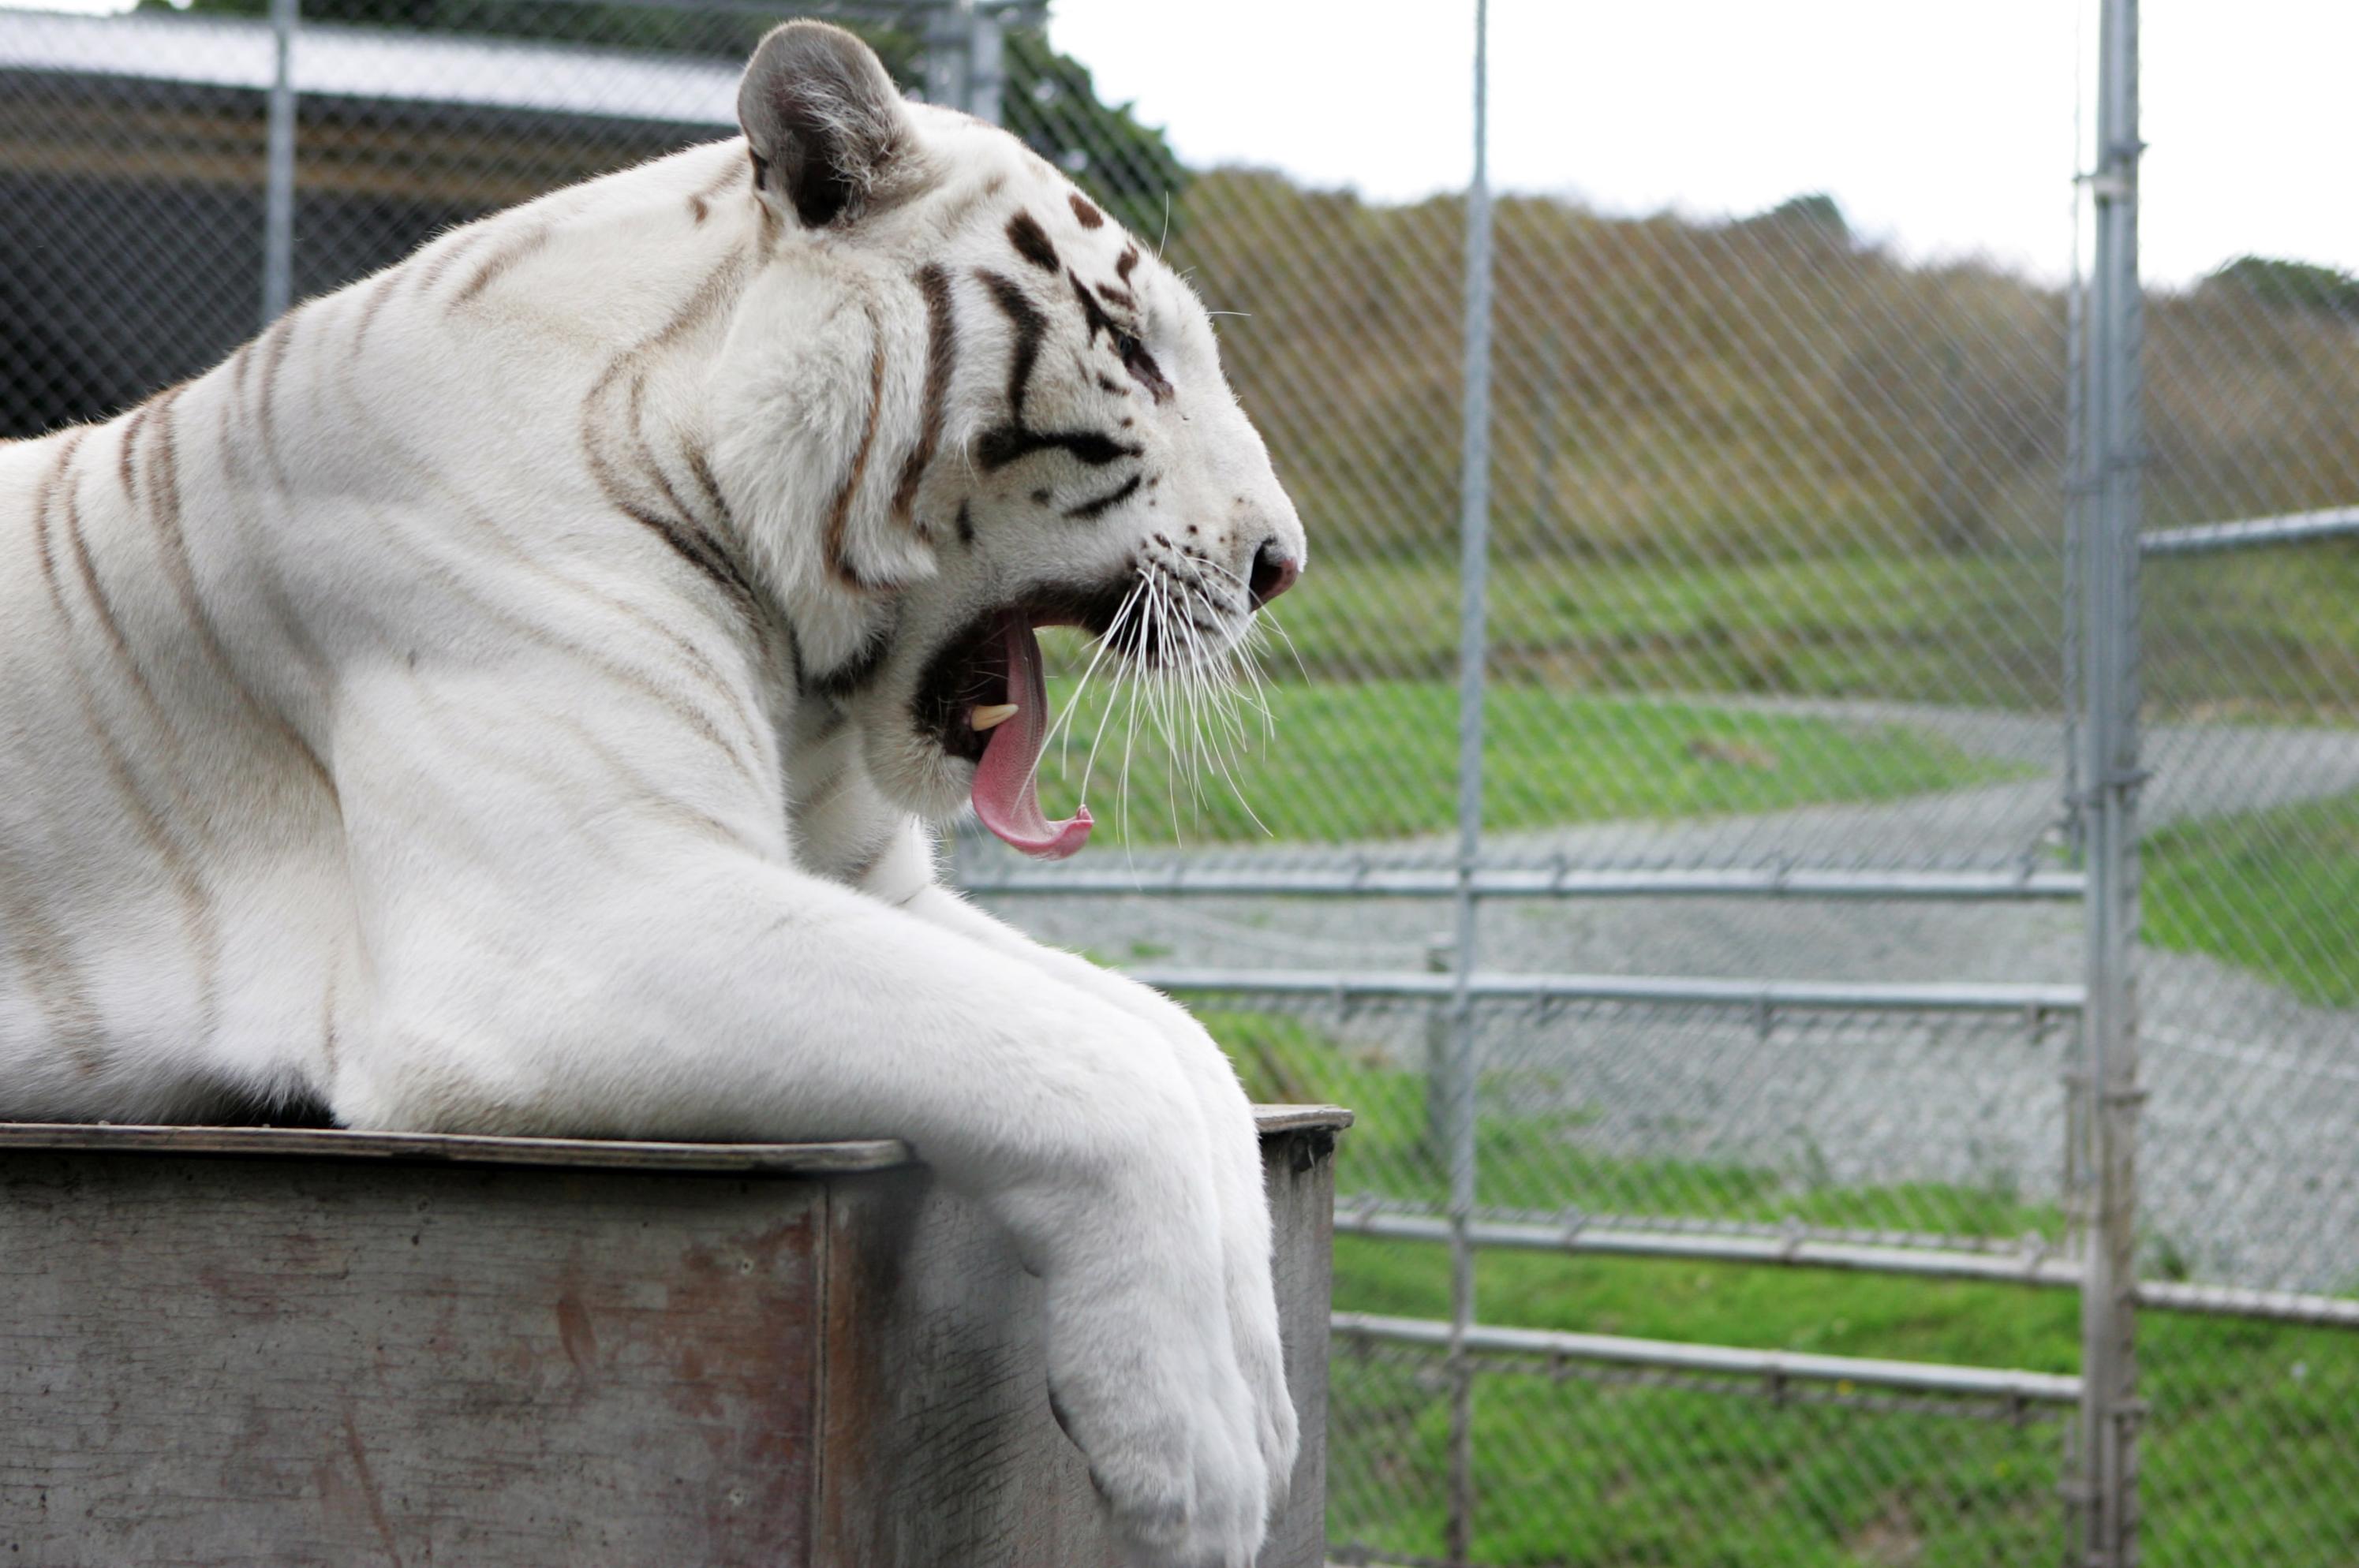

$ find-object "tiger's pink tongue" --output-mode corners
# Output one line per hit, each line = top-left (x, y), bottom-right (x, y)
(972, 616), (1092, 859)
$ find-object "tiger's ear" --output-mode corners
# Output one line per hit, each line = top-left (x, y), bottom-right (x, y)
(738, 21), (912, 228)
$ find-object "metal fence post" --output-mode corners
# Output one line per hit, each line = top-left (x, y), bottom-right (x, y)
(2075, 0), (2145, 1562)
(259, 0), (297, 326)
(964, 2), (1005, 127)
(1445, 2), (1494, 1562)
(922, 0), (973, 121)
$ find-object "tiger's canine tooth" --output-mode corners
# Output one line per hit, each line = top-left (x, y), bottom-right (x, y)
(970, 703), (1020, 732)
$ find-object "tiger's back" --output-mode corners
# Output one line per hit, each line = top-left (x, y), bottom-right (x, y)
(0, 140), (805, 1120)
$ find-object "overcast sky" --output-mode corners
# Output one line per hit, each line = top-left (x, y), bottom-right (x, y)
(1051, 1), (2359, 289)
(9, 0), (2350, 287)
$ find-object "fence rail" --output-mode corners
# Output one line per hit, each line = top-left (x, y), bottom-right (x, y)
(1334, 1211), (2359, 1328)
(2140, 503), (2359, 556)
(960, 864), (2091, 901)
(1333, 1313), (2084, 1406)
(1136, 967), (2085, 1017)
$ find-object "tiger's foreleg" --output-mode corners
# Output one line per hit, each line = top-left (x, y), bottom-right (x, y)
(890, 871), (1301, 1521)
(325, 697), (1273, 1568)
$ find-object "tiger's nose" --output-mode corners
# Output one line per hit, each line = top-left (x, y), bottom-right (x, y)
(1248, 536), (1301, 606)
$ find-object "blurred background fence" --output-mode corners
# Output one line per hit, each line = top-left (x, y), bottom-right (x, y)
(5, 0), (2357, 1562)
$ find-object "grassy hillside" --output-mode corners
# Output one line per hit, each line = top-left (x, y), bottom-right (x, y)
(1168, 170), (2359, 572)
(1147, 171), (2359, 719)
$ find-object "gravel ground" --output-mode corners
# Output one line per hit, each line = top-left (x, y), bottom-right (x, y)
(969, 705), (2359, 1292)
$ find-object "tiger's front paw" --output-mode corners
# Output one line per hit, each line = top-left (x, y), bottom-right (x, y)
(1044, 1245), (1270, 1566)
(1228, 1249), (1299, 1519)
(1068, 1357), (1269, 1568)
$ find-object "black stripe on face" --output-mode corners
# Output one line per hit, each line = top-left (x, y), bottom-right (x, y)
(975, 268), (1044, 420)
(973, 267), (1142, 473)
(1063, 472), (1142, 522)
(976, 426), (1137, 472)
(1007, 211), (1059, 274)
(894, 263), (957, 527)
(1067, 268), (1119, 346)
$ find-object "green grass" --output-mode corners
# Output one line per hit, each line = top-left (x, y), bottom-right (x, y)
(1030, 670), (2018, 846)
(1206, 1010), (2359, 1567)
(2146, 790), (2359, 1008)
(1251, 546), (2359, 718)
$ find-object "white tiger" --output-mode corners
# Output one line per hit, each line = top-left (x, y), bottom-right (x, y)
(0, 22), (1307, 1567)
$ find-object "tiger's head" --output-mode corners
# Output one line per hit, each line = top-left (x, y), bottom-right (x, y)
(706, 22), (1304, 859)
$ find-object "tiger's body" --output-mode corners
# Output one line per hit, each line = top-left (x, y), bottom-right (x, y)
(0, 24), (1305, 1567)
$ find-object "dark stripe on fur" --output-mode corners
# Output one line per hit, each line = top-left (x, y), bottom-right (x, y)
(413, 224), (494, 293)
(63, 450), (168, 728)
(1007, 210), (1059, 273)
(29, 430), (218, 1065)
(976, 426), (1138, 472)
(626, 367), (712, 537)
(116, 401), (151, 506)
(687, 155), (749, 225)
(1067, 267), (1120, 346)
(684, 444), (733, 530)
(1064, 472), (1142, 521)
(579, 248), (770, 612)
(350, 271), (400, 358)
(977, 267), (1044, 417)
(893, 263), (957, 530)
(451, 224), (552, 307)
(140, 386), (338, 798)
(973, 267), (1142, 472)
(1069, 194), (1106, 229)
(254, 315), (297, 487)
(821, 300), (892, 592)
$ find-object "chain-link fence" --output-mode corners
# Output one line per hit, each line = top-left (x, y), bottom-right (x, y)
(4, 0), (2355, 1562)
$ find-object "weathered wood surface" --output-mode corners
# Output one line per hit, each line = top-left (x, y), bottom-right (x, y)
(0, 1105), (1348, 1566)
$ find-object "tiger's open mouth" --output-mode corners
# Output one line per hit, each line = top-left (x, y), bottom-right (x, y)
(914, 577), (1147, 861)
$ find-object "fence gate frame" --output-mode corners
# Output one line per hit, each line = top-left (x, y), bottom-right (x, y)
(984, 1), (2155, 1561)
(2073, 0), (2145, 1562)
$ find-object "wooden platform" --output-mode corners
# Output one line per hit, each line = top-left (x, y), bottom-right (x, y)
(0, 1104), (1348, 1566)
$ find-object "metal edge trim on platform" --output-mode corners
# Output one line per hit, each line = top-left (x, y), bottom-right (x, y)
(0, 1122), (915, 1173)
(0, 1103), (1349, 1174)
(1253, 1103), (1356, 1135)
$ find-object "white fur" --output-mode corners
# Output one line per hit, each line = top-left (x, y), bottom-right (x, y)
(0, 70), (1307, 1568)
